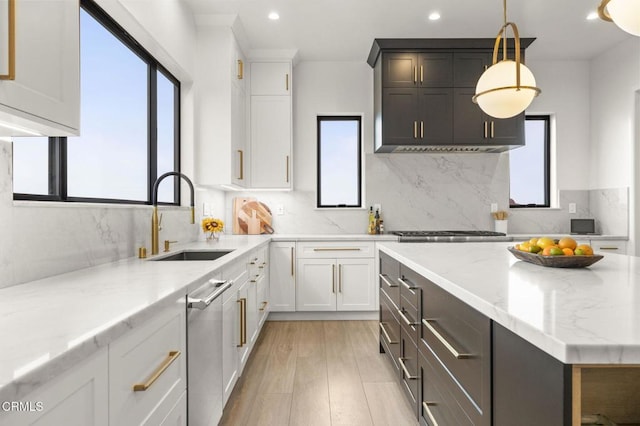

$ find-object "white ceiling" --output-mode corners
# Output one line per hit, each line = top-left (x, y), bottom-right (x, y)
(184, 0), (634, 62)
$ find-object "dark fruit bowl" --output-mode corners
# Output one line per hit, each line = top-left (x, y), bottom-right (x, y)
(507, 246), (604, 268)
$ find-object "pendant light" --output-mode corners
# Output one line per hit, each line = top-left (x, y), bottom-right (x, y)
(598, 0), (640, 36)
(472, 0), (541, 119)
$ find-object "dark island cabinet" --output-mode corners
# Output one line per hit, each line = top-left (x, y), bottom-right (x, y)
(453, 52), (493, 87)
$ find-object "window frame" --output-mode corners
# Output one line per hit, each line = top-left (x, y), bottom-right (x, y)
(509, 115), (551, 208)
(316, 115), (363, 209)
(12, 0), (181, 206)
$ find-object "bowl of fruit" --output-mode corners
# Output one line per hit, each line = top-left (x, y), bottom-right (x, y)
(508, 237), (603, 268)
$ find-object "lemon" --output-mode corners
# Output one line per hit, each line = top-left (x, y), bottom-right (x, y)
(537, 237), (555, 249)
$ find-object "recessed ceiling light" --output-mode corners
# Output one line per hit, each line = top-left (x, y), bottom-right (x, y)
(268, 11), (280, 20)
(586, 11), (599, 20)
(428, 12), (441, 21)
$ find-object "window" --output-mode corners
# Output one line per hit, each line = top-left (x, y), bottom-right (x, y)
(12, 0), (180, 205)
(509, 115), (550, 208)
(317, 116), (362, 208)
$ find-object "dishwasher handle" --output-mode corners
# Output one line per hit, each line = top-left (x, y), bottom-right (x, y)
(188, 279), (233, 310)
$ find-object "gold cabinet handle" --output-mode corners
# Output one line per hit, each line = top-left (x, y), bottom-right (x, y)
(422, 319), (471, 359)
(398, 357), (418, 380)
(338, 264), (342, 293)
(397, 277), (418, 293)
(420, 121), (424, 138)
(237, 150), (244, 180)
(483, 121), (488, 139)
(285, 73), (289, 91)
(132, 350), (181, 391)
(420, 65), (424, 84)
(422, 402), (440, 426)
(332, 264), (336, 293)
(313, 247), (361, 251)
(397, 308), (419, 326)
(259, 301), (268, 311)
(0, 0), (15, 80)
(237, 298), (247, 347)
(379, 273), (398, 288)
(379, 322), (398, 344)
(490, 121), (495, 138)
(413, 66), (417, 84)
(413, 121), (418, 139)
(286, 156), (290, 183)
(597, 247), (619, 250)
(290, 246), (295, 276)
(237, 59), (244, 79)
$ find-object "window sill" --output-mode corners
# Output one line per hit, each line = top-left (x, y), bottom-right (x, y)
(12, 200), (188, 210)
(509, 207), (562, 211)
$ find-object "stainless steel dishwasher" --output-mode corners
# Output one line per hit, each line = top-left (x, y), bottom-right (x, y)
(187, 278), (232, 426)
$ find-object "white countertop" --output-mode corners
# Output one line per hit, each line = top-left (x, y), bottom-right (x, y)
(377, 241), (640, 365)
(510, 234), (628, 241)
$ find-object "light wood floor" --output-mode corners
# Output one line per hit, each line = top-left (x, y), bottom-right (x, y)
(220, 320), (418, 426)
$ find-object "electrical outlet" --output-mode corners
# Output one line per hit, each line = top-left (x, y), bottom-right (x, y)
(276, 204), (285, 215)
(569, 203), (577, 214)
(490, 203), (498, 213)
(373, 203), (381, 213)
(203, 203), (211, 216)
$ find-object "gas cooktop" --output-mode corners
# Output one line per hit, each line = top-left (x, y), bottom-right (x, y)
(392, 230), (512, 242)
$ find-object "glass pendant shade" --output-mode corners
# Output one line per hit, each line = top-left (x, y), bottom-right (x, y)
(475, 60), (538, 119)
(601, 0), (640, 36)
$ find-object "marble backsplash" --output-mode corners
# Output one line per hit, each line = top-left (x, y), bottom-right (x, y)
(0, 140), (224, 289)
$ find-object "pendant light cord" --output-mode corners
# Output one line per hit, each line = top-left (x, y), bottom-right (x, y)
(502, 0), (507, 61)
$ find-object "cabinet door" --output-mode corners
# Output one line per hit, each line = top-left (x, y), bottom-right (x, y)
(489, 113), (525, 146)
(296, 259), (337, 311)
(418, 88), (454, 144)
(236, 280), (251, 373)
(250, 62), (291, 96)
(222, 292), (239, 404)
(246, 275), (259, 348)
(382, 53), (418, 88)
(250, 95), (292, 188)
(453, 88), (487, 144)
(418, 52), (453, 87)
(0, 349), (108, 426)
(382, 88), (419, 146)
(337, 258), (376, 311)
(453, 52), (492, 87)
(231, 81), (247, 187)
(269, 242), (296, 312)
(0, 0), (79, 135)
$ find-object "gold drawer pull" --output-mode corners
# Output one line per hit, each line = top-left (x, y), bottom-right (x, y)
(237, 150), (244, 180)
(0, 0), (15, 80)
(422, 319), (471, 359)
(397, 308), (419, 326)
(379, 322), (398, 344)
(132, 350), (181, 391)
(422, 402), (440, 426)
(379, 273), (398, 288)
(597, 247), (619, 250)
(398, 357), (418, 380)
(259, 301), (268, 311)
(313, 247), (361, 251)
(237, 59), (244, 79)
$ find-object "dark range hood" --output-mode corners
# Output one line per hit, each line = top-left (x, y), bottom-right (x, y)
(368, 38), (535, 154)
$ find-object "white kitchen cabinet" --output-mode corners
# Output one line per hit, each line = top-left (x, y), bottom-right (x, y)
(0, 0), (79, 136)
(250, 62), (291, 96)
(269, 241), (296, 312)
(195, 25), (247, 188)
(295, 242), (377, 312)
(0, 348), (108, 426)
(250, 95), (292, 189)
(146, 390), (186, 426)
(248, 246), (268, 343)
(590, 239), (627, 255)
(108, 299), (186, 426)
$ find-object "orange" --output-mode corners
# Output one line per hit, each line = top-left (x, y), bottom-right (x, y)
(537, 237), (555, 249)
(575, 244), (594, 256)
(514, 243), (521, 250)
(562, 248), (574, 256)
(558, 237), (577, 250)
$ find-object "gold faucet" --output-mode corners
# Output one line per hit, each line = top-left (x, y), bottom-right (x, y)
(151, 172), (195, 255)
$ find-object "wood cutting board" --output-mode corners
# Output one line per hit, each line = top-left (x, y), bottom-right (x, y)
(233, 197), (274, 235)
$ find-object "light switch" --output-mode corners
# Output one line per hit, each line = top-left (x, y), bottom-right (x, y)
(569, 203), (576, 214)
(276, 204), (285, 215)
(203, 203), (211, 216)
(490, 203), (498, 213)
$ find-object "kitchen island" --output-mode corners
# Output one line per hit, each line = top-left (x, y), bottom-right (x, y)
(377, 241), (640, 426)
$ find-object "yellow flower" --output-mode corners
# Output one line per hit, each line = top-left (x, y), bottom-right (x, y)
(201, 217), (224, 233)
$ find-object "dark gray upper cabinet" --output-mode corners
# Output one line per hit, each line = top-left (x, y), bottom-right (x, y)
(369, 38), (534, 153)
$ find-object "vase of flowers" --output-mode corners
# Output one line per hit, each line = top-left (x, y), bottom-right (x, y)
(202, 217), (224, 241)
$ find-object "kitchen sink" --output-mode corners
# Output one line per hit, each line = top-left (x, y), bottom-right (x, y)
(152, 250), (234, 261)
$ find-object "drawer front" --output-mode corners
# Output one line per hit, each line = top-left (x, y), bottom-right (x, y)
(109, 302), (186, 426)
(591, 239), (627, 255)
(399, 265), (422, 314)
(248, 246), (269, 280)
(223, 258), (249, 303)
(421, 277), (491, 418)
(379, 251), (400, 308)
(400, 326), (420, 414)
(419, 348), (475, 426)
(297, 241), (375, 259)
(380, 289), (401, 370)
